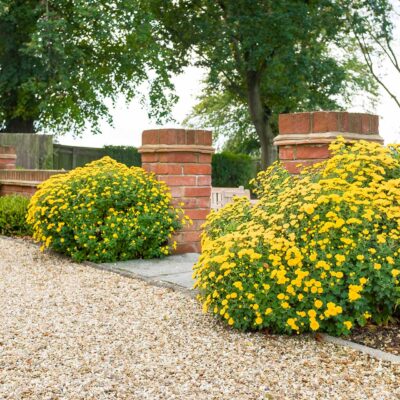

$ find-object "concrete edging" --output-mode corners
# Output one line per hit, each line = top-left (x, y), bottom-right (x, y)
(317, 333), (400, 364)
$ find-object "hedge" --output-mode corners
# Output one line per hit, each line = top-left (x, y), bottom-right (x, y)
(102, 145), (141, 167)
(212, 152), (255, 188)
(0, 194), (32, 236)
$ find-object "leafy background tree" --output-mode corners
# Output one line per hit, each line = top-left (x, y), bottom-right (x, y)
(0, 0), (183, 134)
(1, 0), (392, 169)
(149, 0), (377, 166)
(345, 0), (400, 109)
(183, 91), (260, 156)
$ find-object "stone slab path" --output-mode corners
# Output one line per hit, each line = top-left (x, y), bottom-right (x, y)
(101, 253), (198, 289)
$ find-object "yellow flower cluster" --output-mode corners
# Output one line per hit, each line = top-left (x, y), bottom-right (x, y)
(194, 138), (400, 335)
(27, 157), (186, 262)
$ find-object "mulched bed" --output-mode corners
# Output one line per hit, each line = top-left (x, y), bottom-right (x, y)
(347, 322), (400, 356)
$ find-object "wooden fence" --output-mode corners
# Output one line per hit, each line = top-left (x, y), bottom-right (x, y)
(53, 144), (142, 170)
(0, 133), (53, 169)
(53, 144), (104, 170)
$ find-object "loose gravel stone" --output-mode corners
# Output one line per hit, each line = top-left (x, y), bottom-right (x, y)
(0, 237), (399, 400)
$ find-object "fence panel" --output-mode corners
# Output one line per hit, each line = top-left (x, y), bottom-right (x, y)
(53, 145), (105, 170)
(53, 144), (141, 170)
(0, 133), (53, 169)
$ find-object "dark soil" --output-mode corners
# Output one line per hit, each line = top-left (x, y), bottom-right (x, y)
(347, 322), (400, 355)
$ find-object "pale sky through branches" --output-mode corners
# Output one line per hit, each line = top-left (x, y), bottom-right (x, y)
(59, 29), (400, 149)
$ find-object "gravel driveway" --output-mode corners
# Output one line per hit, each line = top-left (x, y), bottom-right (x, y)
(0, 237), (399, 400)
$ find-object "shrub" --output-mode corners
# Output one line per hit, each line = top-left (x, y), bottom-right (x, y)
(0, 194), (32, 236)
(212, 152), (255, 188)
(27, 157), (187, 262)
(194, 138), (400, 336)
(102, 145), (141, 167)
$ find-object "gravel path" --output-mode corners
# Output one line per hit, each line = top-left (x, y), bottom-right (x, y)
(0, 237), (399, 400)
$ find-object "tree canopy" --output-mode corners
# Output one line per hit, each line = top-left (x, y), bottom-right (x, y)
(150, 0), (377, 166)
(0, 0), (387, 167)
(0, 0), (183, 133)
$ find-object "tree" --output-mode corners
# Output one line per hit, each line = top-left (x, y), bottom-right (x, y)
(0, 0), (183, 133)
(346, 0), (400, 108)
(149, 0), (377, 167)
(183, 90), (260, 156)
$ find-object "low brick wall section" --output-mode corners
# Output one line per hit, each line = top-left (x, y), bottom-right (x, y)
(0, 170), (66, 197)
(274, 111), (383, 174)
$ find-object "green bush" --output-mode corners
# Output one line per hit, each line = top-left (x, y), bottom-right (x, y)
(212, 152), (255, 188)
(102, 145), (141, 167)
(194, 138), (400, 336)
(27, 157), (187, 262)
(0, 195), (32, 236)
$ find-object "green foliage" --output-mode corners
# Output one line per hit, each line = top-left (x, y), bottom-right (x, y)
(202, 196), (253, 242)
(102, 146), (141, 168)
(0, 0), (183, 133)
(212, 152), (255, 188)
(0, 194), (32, 236)
(153, 0), (378, 166)
(194, 139), (400, 336)
(27, 157), (187, 262)
(183, 92), (259, 156)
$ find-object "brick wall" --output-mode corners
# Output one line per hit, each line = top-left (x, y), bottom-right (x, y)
(0, 170), (66, 197)
(0, 182), (38, 197)
(139, 129), (214, 253)
(274, 111), (383, 174)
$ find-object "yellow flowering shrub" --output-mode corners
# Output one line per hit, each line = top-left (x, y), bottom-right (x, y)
(194, 138), (400, 336)
(27, 157), (186, 262)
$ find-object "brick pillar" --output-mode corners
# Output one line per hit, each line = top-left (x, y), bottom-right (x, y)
(0, 146), (17, 170)
(138, 129), (214, 254)
(274, 111), (383, 174)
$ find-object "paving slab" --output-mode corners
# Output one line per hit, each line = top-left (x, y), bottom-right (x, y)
(101, 253), (199, 289)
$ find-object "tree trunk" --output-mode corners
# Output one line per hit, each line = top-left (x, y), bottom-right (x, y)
(246, 71), (276, 170)
(3, 117), (35, 133)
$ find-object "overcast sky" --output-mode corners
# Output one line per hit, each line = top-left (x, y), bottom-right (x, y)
(57, 66), (206, 149)
(58, 33), (400, 149)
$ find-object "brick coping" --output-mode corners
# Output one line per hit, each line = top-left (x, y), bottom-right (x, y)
(0, 179), (41, 186)
(139, 144), (214, 154)
(0, 154), (17, 159)
(274, 131), (383, 146)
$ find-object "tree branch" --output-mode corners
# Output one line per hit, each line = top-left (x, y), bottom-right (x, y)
(355, 32), (400, 108)
(369, 30), (399, 72)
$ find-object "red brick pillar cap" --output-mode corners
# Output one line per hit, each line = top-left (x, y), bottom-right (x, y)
(139, 129), (214, 154)
(0, 145), (16, 153)
(274, 111), (383, 146)
(0, 145), (17, 169)
(0, 145), (17, 158)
